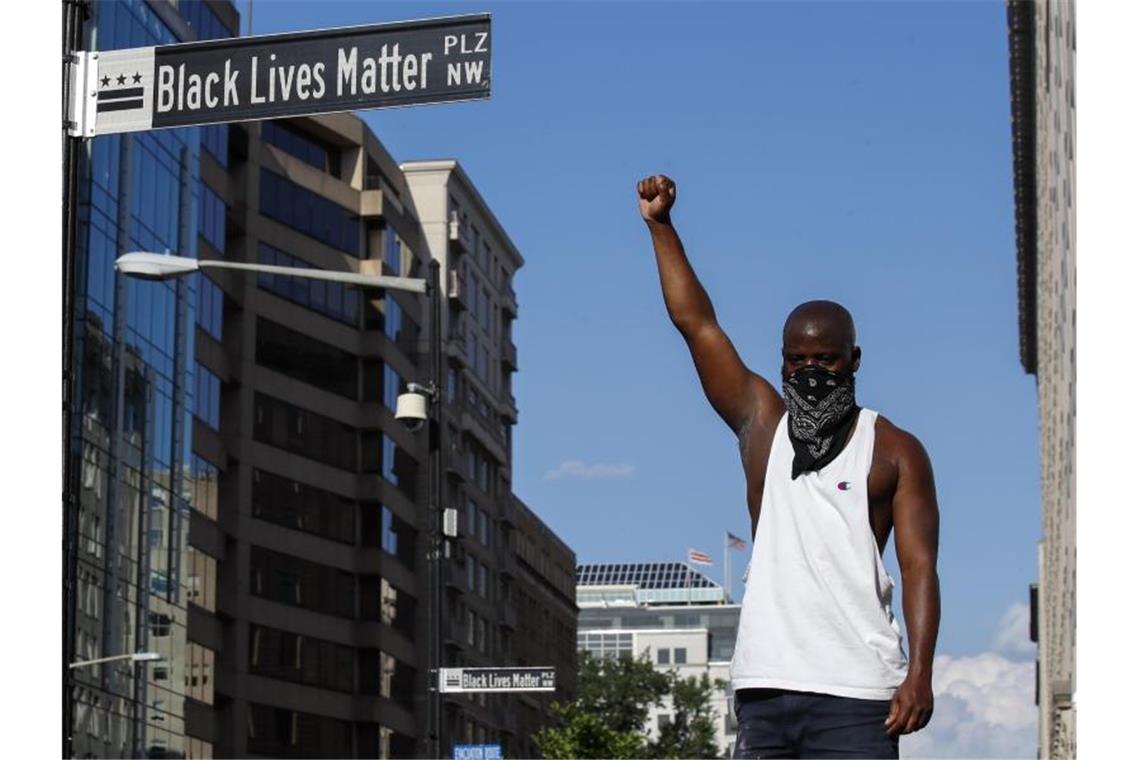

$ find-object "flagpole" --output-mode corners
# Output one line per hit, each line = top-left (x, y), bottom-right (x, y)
(686, 559), (692, 605)
(724, 533), (731, 604)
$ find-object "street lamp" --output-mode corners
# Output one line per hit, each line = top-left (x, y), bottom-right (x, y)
(115, 251), (448, 757)
(70, 651), (162, 669)
(116, 252), (427, 293)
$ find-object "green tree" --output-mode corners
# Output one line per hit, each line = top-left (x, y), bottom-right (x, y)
(647, 672), (724, 759)
(533, 651), (671, 758)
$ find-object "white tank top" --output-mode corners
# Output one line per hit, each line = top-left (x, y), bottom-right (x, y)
(729, 408), (908, 700)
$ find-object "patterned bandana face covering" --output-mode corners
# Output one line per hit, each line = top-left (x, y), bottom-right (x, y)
(782, 366), (858, 479)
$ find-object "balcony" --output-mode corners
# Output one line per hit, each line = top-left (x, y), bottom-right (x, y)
(446, 451), (467, 482)
(443, 559), (467, 592)
(446, 325), (468, 366)
(500, 394), (518, 425)
(499, 555), (517, 581)
(498, 604), (518, 631)
(448, 269), (470, 311)
(448, 210), (471, 254)
(502, 282), (518, 316)
(499, 339), (517, 371)
(443, 615), (468, 651)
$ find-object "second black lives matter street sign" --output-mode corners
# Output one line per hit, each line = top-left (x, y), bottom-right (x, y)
(67, 13), (491, 137)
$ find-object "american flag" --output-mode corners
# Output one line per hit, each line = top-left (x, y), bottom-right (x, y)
(688, 548), (713, 566)
(726, 532), (747, 551)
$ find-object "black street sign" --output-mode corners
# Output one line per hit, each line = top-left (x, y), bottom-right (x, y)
(68, 14), (491, 137)
(439, 667), (556, 693)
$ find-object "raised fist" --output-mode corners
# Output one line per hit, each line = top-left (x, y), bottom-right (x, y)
(637, 174), (676, 224)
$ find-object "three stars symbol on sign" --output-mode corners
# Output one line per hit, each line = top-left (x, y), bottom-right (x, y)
(100, 72), (143, 87)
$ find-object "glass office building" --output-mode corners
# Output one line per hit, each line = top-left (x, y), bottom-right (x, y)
(67, 2), (236, 757)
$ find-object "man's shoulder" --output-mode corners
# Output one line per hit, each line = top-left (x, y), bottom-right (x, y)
(872, 413), (932, 467)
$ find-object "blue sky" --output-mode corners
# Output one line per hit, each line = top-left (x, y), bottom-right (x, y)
(251, 1), (1040, 661)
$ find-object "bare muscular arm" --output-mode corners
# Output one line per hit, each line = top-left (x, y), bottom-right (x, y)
(885, 429), (941, 736)
(637, 175), (782, 434)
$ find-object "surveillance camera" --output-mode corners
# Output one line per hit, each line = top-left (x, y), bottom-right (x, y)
(394, 391), (428, 432)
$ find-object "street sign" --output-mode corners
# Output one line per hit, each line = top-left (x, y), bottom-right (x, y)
(439, 666), (556, 693)
(68, 14), (491, 137)
(453, 744), (502, 760)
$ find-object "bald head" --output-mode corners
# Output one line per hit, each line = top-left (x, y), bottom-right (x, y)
(781, 300), (861, 378)
(783, 300), (856, 347)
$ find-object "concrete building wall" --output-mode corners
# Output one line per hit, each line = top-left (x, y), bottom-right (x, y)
(1008, 1), (1076, 756)
(1032, 1), (1076, 755)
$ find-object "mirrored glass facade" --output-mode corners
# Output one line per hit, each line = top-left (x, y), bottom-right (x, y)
(67, 2), (234, 757)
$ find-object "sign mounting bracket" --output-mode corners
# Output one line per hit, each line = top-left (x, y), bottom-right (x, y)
(67, 51), (99, 138)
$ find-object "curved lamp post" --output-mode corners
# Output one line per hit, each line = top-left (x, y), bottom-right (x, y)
(116, 252), (427, 292)
(70, 651), (162, 669)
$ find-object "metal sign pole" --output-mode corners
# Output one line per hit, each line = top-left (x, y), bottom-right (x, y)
(432, 258), (446, 758)
(62, 1), (89, 756)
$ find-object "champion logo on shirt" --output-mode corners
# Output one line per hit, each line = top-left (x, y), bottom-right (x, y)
(837, 481), (852, 491)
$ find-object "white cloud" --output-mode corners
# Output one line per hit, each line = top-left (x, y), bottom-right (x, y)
(991, 602), (1037, 659)
(901, 652), (1036, 758)
(543, 459), (635, 480)
(901, 602), (1039, 760)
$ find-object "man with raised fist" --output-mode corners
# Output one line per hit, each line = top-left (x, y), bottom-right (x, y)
(637, 174), (941, 759)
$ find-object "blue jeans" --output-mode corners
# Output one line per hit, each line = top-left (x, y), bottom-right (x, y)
(733, 688), (899, 759)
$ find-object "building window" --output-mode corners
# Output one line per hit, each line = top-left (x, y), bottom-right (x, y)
(578, 632), (634, 660)
(447, 367), (458, 403)
(250, 545), (356, 618)
(362, 503), (416, 569)
(381, 506), (398, 555)
(385, 227), (403, 275)
(673, 648), (687, 665)
(248, 625), (354, 692)
(189, 454), (218, 520)
(379, 726), (417, 759)
(376, 649), (416, 708)
(247, 702), (352, 758)
(201, 124), (228, 167)
(180, 0), (232, 40)
(263, 120), (341, 177)
(657, 648), (670, 665)
(384, 293), (420, 357)
(476, 509), (487, 546)
(382, 365), (404, 414)
(186, 546), (217, 611)
(149, 613), (171, 638)
(198, 184), (226, 252)
(362, 576), (415, 639)
(256, 243), (360, 327)
(255, 317), (359, 399)
(253, 392), (357, 472)
(259, 168), (359, 255)
(193, 364), (220, 430)
(381, 435), (418, 500)
(196, 274), (223, 341)
(186, 642), (215, 705)
(252, 468), (356, 544)
(658, 714), (670, 732)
